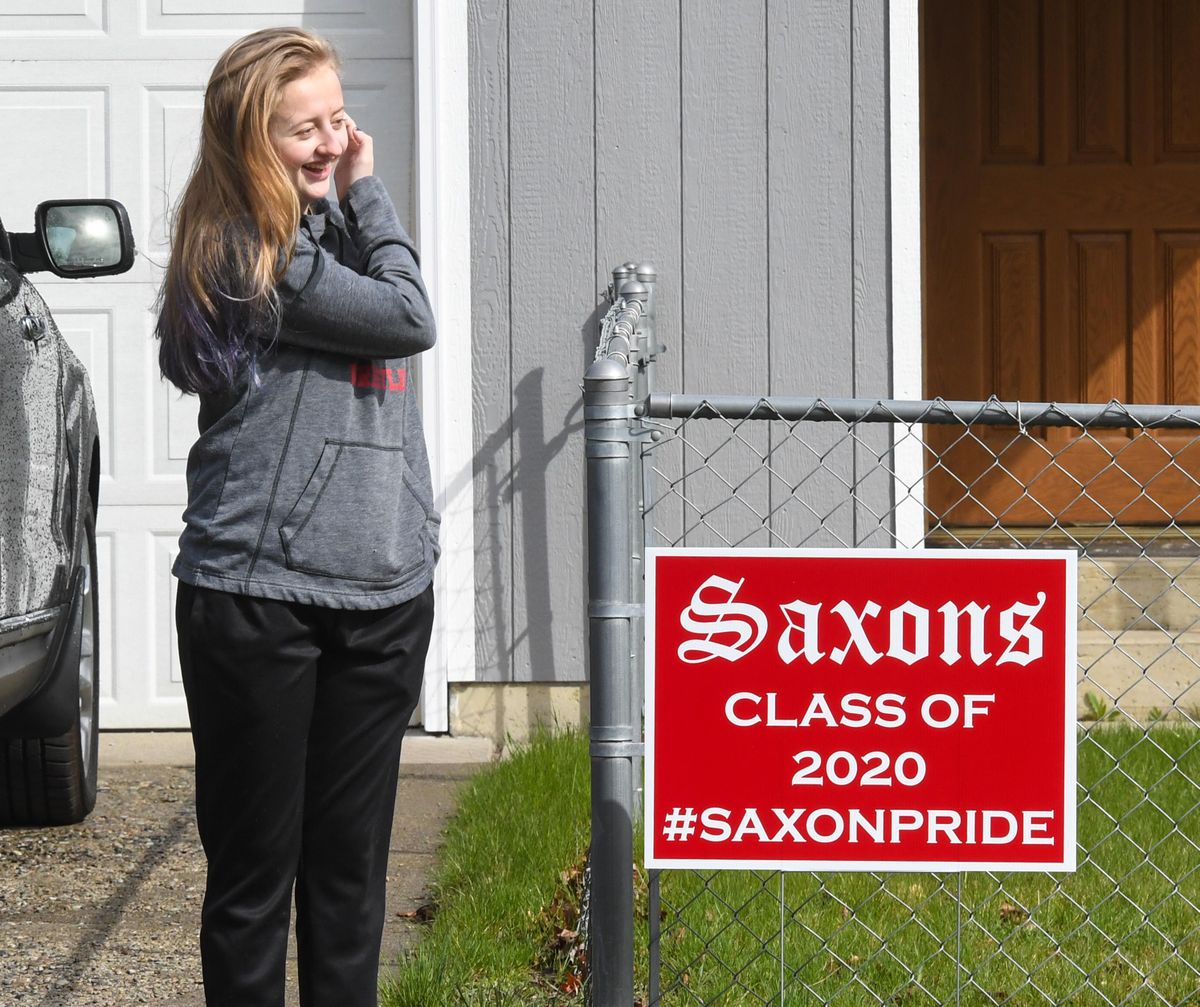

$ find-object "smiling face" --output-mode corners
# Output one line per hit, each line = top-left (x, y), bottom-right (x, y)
(268, 63), (347, 207)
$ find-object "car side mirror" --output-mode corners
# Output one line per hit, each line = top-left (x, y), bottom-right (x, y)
(8, 200), (135, 278)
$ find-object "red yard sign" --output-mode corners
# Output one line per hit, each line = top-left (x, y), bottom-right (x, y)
(645, 548), (1077, 872)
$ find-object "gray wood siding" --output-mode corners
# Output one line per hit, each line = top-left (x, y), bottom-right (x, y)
(469, 0), (893, 682)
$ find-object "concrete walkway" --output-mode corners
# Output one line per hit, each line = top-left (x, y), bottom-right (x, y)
(0, 731), (491, 1006)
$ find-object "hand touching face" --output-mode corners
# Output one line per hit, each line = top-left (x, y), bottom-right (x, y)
(334, 118), (374, 202)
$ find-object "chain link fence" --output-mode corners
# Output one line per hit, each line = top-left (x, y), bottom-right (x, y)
(586, 265), (1200, 1006)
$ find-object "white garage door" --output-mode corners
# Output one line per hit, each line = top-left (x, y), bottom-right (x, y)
(0, 2), (426, 728)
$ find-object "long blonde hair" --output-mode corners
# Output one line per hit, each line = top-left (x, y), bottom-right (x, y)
(156, 27), (340, 393)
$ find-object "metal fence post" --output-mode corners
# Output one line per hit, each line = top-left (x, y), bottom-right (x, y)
(585, 355), (637, 1006)
(615, 276), (650, 827)
(632, 262), (661, 1006)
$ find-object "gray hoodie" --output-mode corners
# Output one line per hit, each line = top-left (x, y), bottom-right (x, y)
(172, 175), (439, 609)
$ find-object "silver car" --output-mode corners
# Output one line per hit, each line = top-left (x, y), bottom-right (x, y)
(0, 202), (134, 825)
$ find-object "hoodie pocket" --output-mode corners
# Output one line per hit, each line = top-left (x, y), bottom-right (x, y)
(279, 441), (431, 584)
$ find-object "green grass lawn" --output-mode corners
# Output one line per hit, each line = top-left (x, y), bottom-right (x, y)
(383, 726), (1199, 1007)
(381, 730), (592, 1007)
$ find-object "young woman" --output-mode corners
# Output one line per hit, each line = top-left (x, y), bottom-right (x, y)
(156, 27), (438, 1007)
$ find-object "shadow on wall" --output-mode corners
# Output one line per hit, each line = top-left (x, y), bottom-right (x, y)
(473, 372), (586, 677)
(468, 298), (609, 740)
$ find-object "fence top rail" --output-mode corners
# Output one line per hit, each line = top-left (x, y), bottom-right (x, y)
(641, 393), (1200, 428)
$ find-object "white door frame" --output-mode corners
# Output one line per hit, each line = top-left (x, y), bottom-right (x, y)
(413, 0), (476, 730)
(890, 0), (925, 548)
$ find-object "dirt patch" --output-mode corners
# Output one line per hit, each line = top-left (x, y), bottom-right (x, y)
(0, 766), (205, 1005)
(0, 760), (480, 1006)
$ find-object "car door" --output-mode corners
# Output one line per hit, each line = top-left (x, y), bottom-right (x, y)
(0, 263), (71, 631)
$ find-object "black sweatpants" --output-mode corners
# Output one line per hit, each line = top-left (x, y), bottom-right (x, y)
(175, 581), (434, 1007)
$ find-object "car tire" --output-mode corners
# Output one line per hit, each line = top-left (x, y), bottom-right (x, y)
(0, 501), (99, 826)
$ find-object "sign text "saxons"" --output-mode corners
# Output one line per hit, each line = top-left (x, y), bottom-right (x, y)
(678, 575), (1048, 668)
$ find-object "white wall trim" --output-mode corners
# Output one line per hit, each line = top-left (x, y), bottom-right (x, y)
(414, 0), (476, 729)
(890, 0), (925, 548)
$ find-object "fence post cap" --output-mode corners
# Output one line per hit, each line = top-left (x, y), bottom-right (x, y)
(585, 357), (629, 383)
(617, 279), (649, 302)
(636, 262), (657, 282)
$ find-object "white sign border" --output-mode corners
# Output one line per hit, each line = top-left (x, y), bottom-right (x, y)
(644, 546), (1078, 873)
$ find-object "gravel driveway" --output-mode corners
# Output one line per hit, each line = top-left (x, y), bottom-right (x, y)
(0, 736), (485, 1006)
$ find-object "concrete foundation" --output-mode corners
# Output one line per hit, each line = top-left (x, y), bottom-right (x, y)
(1077, 555), (1200, 720)
(449, 682), (589, 748)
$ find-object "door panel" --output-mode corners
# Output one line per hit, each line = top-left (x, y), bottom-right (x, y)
(924, 0), (1200, 525)
(1159, 0), (1200, 159)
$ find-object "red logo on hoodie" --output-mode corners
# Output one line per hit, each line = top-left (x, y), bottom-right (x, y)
(350, 363), (406, 392)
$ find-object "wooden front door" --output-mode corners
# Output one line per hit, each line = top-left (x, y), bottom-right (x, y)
(923, 0), (1200, 526)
